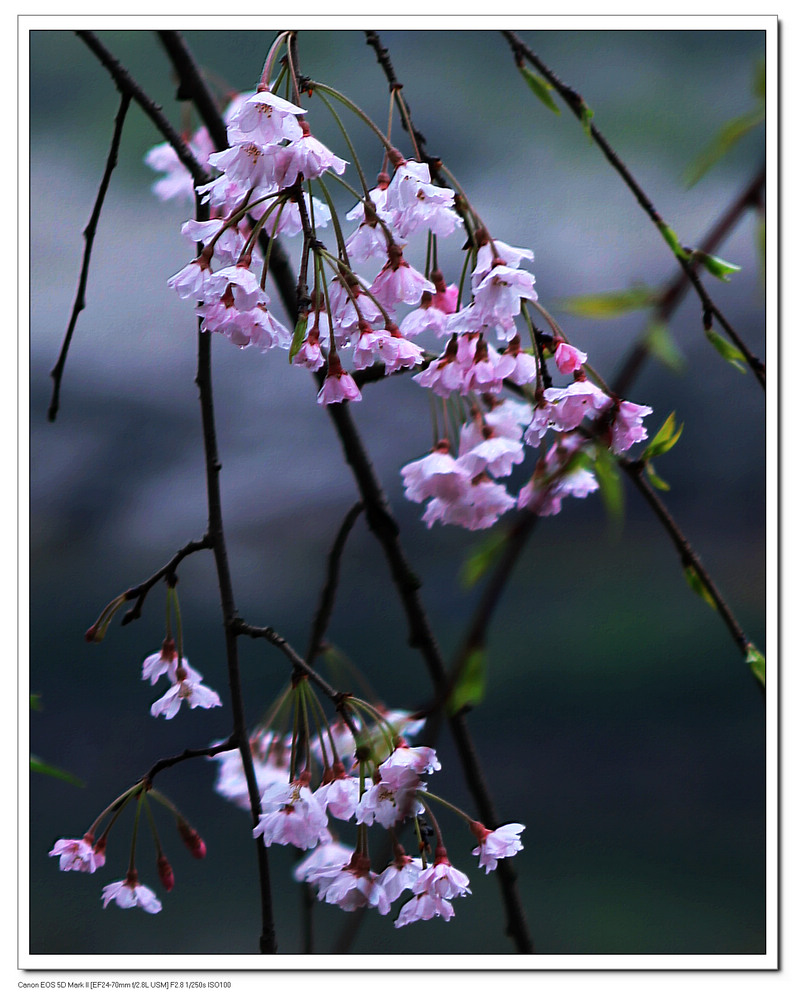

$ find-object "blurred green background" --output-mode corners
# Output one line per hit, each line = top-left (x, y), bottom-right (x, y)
(28, 27), (766, 958)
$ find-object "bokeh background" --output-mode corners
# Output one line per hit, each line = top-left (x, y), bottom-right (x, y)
(28, 26), (767, 959)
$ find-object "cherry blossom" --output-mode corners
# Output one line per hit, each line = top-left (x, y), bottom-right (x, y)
(225, 90), (306, 147)
(101, 875), (162, 914)
(554, 341), (588, 375)
(49, 835), (105, 873)
(150, 664), (222, 720)
(470, 822), (526, 873)
(610, 399), (653, 454)
(394, 891), (454, 927)
(253, 775), (330, 850)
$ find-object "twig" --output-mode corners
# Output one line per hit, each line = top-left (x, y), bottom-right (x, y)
(47, 92), (131, 422)
(76, 31), (213, 187)
(502, 30), (765, 389)
(120, 536), (212, 626)
(620, 459), (760, 679)
(612, 164), (766, 398)
(143, 736), (238, 785)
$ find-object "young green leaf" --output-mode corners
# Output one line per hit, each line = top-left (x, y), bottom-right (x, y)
(460, 531), (508, 589)
(556, 286), (657, 319)
(593, 446), (624, 526)
(644, 320), (686, 373)
(684, 107), (764, 188)
(745, 644), (765, 686)
(706, 329), (747, 373)
(692, 250), (742, 282)
(642, 411), (683, 461)
(645, 463), (670, 491)
(683, 564), (717, 610)
(447, 646), (487, 716)
(580, 102), (594, 141)
(657, 222), (688, 261)
(288, 313), (309, 363)
(518, 64), (560, 115)
(30, 755), (85, 787)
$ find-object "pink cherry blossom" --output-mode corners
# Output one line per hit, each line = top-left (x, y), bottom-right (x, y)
(554, 341), (588, 375)
(413, 850), (471, 900)
(317, 364), (362, 406)
(225, 90), (306, 147)
(611, 400), (653, 454)
(101, 874), (162, 914)
(150, 664), (222, 720)
(470, 821), (526, 873)
(377, 850), (424, 903)
(274, 123), (347, 187)
(253, 776), (330, 850)
(394, 891), (455, 927)
(49, 835), (105, 873)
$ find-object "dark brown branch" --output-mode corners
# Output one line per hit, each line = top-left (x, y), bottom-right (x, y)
(48, 92), (131, 422)
(120, 536), (212, 626)
(612, 164), (766, 398)
(76, 31), (213, 187)
(620, 459), (760, 681)
(143, 735), (238, 785)
(502, 30), (765, 390)
(156, 29), (301, 322)
(196, 320), (277, 953)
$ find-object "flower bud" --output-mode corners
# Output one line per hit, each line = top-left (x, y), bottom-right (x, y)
(157, 854), (175, 892)
(177, 819), (207, 860)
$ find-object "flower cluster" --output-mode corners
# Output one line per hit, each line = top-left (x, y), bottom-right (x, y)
(211, 694), (524, 928)
(148, 62), (653, 534)
(142, 637), (222, 720)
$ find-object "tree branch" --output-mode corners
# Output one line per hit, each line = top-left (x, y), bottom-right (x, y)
(502, 30), (765, 389)
(47, 92), (131, 422)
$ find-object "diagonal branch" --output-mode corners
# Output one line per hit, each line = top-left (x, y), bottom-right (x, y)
(47, 92), (131, 422)
(502, 29), (765, 390)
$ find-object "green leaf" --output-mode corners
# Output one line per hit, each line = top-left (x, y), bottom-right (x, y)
(745, 644), (765, 686)
(580, 102), (594, 141)
(645, 463), (670, 491)
(518, 65), (560, 115)
(706, 329), (747, 373)
(460, 531), (508, 589)
(642, 411), (683, 461)
(556, 286), (658, 319)
(447, 646), (487, 715)
(593, 446), (624, 526)
(683, 564), (717, 611)
(692, 250), (742, 282)
(684, 107), (764, 187)
(658, 222), (688, 261)
(643, 320), (686, 373)
(30, 755), (85, 787)
(288, 314), (308, 363)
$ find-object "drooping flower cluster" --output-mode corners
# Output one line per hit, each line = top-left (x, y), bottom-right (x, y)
(210, 688), (524, 928)
(149, 61), (653, 534)
(142, 637), (222, 720)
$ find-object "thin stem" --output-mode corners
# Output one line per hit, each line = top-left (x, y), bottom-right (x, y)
(48, 92), (131, 422)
